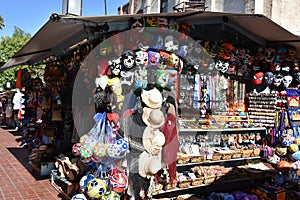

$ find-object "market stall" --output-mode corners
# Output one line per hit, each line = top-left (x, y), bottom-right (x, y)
(2, 11), (300, 200)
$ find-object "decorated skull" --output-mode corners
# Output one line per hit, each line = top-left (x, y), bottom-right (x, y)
(122, 51), (136, 69)
(264, 47), (276, 63)
(135, 50), (148, 66)
(273, 73), (283, 87)
(282, 75), (293, 88)
(264, 71), (274, 85)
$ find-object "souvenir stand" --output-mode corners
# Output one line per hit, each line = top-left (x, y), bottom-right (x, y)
(3, 12), (300, 200)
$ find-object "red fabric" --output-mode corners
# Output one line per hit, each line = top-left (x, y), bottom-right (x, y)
(15, 69), (23, 89)
(160, 113), (179, 181)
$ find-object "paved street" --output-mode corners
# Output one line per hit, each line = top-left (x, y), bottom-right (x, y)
(0, 127), (60, 200)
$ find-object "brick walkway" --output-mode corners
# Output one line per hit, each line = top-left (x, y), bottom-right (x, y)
(0, 127), (61, 200)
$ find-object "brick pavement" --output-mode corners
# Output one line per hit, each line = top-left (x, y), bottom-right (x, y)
(0, 127), (61, 200)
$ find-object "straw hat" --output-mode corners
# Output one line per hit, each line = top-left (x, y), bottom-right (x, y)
(142, 107), (165, 128)
(142, 126), (165, 154)
(139, 151), (162, 178)
(141, 87), (163, 108)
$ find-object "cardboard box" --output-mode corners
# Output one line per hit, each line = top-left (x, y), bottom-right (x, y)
(40, 162), (55, 176)
(269, 190), (286, 200)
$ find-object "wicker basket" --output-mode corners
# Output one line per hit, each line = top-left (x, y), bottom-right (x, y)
(241, 149), (253, 158)
(163, 181), (177, 191)
(252, 148), (261, 157)
(177, 156), (190, 164)
(190, 155), (206, 163)
(191, 177), (204, 186)
(212, 153), (222, 161)
(203, 175), (215, 184)
(231, 153), (242, 159)
(151, 184), (163, 195)
(178, 179), (192, 188)
(221, 153), (232, 160)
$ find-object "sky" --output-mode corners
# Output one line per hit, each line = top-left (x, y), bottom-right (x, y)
(0, 0), (129, 38)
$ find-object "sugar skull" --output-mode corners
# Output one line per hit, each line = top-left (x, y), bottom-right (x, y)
(122, 51), (136, 69)
(148, 50), (160, 66)
(273, 73), (283, 87)
(282, 75), (293, 88)
(264, 47), (276, 63)
(276, 47), (288, 63)
(135, 50), (148, 66)
(252, 71), (264, 85)
(145, 16), (158, 27)
(264, 71), (274, 85)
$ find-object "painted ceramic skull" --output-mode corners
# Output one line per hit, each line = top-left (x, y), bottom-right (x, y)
(264, 71), (274, 85)
(273, 73), (283, 87)
(135, 50), (148, 66)
(282, 75), (293, 88)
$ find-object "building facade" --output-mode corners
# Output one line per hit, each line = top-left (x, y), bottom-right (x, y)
(118, 0), (300, 36)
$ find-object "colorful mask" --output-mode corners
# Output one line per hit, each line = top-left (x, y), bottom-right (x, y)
(122, 51), (136, 69)
(164, 35), (179, 51)
(264, 47), (276, 63)
(264, 71), (274, 85)
(252, 71), (264, 85)
(167, 53), (180, 69)
(148, 50), (160, 66)
(135, 50), (148, 66)
(282, 75), (293, 88)
(159, 51), (169, 69)
(273, 73), (283, 87)
(157, 17), (168, 29)
(276, 47), (288, 63)
(145, 16), (158, 27)
(131, 17), (144, 30)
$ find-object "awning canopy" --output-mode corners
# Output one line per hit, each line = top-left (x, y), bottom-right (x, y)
(2, 11), (300, 70)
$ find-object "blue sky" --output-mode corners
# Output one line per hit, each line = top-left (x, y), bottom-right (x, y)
(0, 0), (129, 37)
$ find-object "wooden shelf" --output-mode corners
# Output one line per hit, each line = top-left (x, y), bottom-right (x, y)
(179, 127), (266, 132)
(177, 156), (261, 167)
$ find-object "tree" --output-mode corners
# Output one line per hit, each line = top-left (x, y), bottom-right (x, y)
(0, 15), (4, 30)
(0, 27), (37, 90)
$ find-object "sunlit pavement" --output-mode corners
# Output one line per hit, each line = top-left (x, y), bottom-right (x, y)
(0, 127), (60, 200)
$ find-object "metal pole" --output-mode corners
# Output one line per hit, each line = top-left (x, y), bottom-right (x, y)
(104, 0), (107, 15)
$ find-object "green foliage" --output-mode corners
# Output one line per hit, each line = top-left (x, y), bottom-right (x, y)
(0, 27), (44, 90)
(0, 15), (4, 30)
